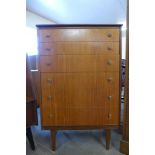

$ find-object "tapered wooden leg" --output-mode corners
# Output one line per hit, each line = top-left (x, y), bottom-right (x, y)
(105, 129), (111, 150)
(51, 128), (57, 151)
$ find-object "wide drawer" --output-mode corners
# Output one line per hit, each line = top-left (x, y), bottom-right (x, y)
(38, 28), (120, 42)
(39, 55), (119, 72)
(41, 107), (119, 126)
(39, 42), (119, 55)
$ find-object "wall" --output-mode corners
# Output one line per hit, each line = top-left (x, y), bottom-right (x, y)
(26, 10), (56, 28)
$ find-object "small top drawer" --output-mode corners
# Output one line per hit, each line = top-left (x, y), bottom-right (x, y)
(38, 28), (120, 42)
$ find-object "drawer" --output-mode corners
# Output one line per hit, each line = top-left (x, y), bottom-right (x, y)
(38, 28), (120, 42)
(39, 42), (119, 55)
(40, 55), (119, 72)
(41, 107), (119, 126)
(42, 108), (104, 126)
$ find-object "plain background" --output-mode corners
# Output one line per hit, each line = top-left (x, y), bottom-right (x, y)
(0, 0), (155, 155)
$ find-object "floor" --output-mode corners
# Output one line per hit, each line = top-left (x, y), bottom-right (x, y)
(26, 109), (125, 155)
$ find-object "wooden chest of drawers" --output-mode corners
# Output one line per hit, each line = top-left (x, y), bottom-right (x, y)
(37, 24), (122, 151)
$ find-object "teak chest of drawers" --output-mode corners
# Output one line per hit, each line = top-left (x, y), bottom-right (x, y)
(37, 24), (122, 151)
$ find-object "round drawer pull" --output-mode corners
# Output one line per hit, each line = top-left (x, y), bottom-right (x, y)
(47, 78), (52, 83)
(107, 60), (112, 65)
(107, 47), (112, 50)
(45, 35), (51, 38)
(107, 78), (112, 82)
(46, 62), (51, 66)
(107, 33), (112, 38)
(45, 48), (51, 51)
(108, 96), (112, 100)
(48, 96), (52, 100)
(108, 113), (112, 119)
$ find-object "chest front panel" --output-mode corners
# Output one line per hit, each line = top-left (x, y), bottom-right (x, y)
(37, 26), (121, 127)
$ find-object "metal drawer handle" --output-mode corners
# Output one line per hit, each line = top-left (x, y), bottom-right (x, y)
(46, 62), (51, 66)
(108, 96), (112, 100)
(107, 47), (112, 50)
(107, 33), (112, 38)
(45, 35), (51, 38)
(107, 78), (112, 82)
(48, 96), (52, 100)
(45, 48), (51, 51)
(47, 78), (52, 83)
(107, 60), (112, 65)
(108, 113), (112, 119)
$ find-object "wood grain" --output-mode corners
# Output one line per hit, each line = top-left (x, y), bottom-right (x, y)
(41, 72), (119, 126)
(40, 55), (119, 72)
(38, 28), (119, 42)
(39, 42), (119, 55)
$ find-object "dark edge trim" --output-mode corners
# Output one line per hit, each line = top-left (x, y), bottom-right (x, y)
(36, 24), (123, 28)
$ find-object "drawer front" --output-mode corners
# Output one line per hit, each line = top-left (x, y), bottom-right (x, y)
(39, 42), (119, 55)
(41, 107), (119, 126)
(40, 55), (119, 72)
(41, 108), (108, 126)
(38, 28), (119, 42)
